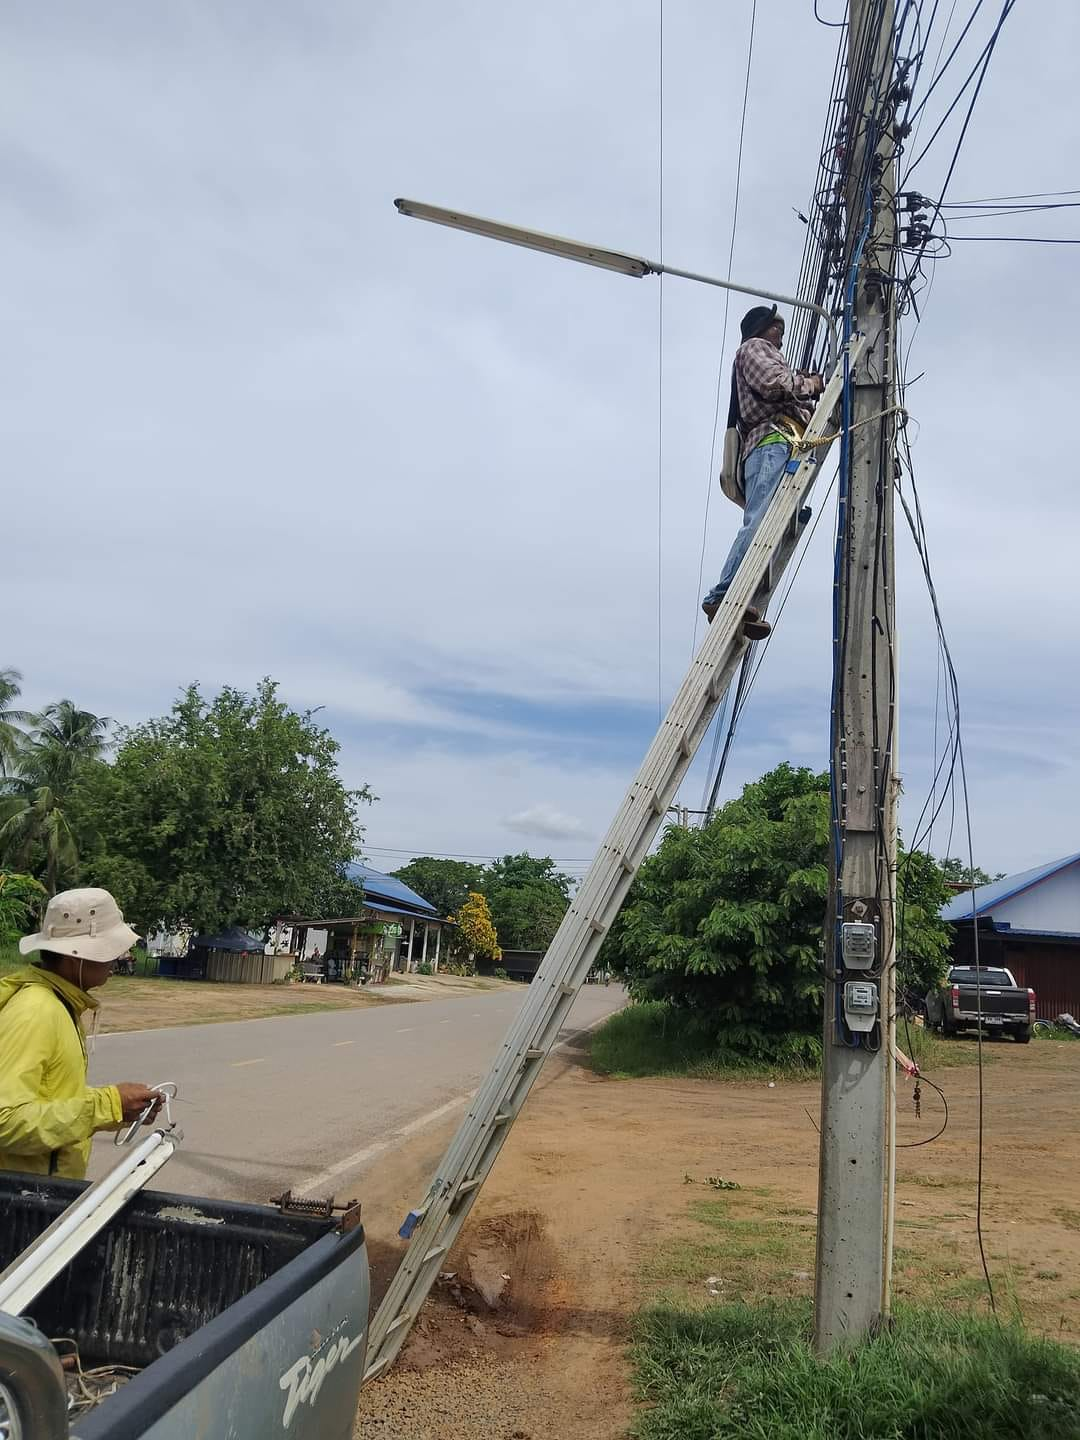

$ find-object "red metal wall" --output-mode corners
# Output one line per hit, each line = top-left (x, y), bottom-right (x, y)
(950, 926), (1080, 1019)
(1004, 944), (1080, 1020)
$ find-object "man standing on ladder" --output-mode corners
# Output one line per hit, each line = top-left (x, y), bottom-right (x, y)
(702, 305), (824, 634)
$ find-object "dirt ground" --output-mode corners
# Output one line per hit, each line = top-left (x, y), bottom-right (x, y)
(355, 1035), (1080, 1440)
(94, 971), (510, 1032)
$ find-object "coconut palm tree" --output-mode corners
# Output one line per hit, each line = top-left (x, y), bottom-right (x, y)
(0, 669), (33, 776)
(21, 701), (112, 793)
(0, 699), (112, 893)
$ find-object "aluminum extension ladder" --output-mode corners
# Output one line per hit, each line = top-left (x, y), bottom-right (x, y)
(363, 335), (865, 1383)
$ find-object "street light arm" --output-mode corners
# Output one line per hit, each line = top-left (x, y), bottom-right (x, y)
(650, 262), (838, 373)
(395, 198), (838, 370)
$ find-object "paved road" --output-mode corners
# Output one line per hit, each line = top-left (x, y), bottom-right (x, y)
(87, 984), (625, 1204)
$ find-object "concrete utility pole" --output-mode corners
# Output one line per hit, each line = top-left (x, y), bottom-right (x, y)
(814, 0), (900, 1351)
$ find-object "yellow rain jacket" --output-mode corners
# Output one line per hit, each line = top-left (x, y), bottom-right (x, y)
(0, 965), (122, 1178)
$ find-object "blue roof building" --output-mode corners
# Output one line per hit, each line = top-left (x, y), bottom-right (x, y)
(344, 861), (437, 916)
(943, 851), (1080, 1019)
(281, 859), (450, 982)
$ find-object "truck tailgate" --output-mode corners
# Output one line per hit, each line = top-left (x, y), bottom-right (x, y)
(955, 987), (1027, 1018)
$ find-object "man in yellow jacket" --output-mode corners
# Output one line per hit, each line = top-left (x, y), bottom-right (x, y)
(0, 886), (162, 1178)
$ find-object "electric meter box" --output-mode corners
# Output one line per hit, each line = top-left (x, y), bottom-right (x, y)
(841, 921), (876, 970)
(843, 979), (878, 1033)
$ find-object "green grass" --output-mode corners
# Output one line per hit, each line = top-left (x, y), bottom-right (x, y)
(592, 1001), (982, 1081)
(645, 1193), (815, 1298)
(1035, 1024), (1080, 1042)
(590, 1002), (821, 1081)
(631, 1298), (1080, 1439)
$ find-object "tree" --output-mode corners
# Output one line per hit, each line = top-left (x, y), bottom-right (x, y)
(22, 701), (111, 793)
(938, 856), (1004, 888)
(481, 852), (572, 951)
(603, 763), (953, 1061)
(896, 847), (954, 1003)
(452, 891), (500, 962)
(0, 871), (47, 944)
(68, 679), (373, 935)
(0, 698), (111, 893)
(0, 669), (32, 776)
(390, 857), (486, 918)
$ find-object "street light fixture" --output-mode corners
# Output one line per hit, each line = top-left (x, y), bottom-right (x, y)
(394, 198), (837, 368)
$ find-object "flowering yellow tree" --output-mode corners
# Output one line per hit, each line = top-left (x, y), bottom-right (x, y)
(452, 891), (501, 962)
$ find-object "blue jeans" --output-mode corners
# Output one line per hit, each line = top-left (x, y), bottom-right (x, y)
(703, 441), (791, 607)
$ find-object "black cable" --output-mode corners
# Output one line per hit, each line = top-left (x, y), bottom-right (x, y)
(704, 466), (840, 809)
(892, 356), (998, 1316)
(897, 1071), (950, 1146)
(814, 0), (846, 26)
(691, 0), (758, 658)
(657, 0), (665, 724)
(941, 201), (1080, 216)
(945, 234), (1080, 244)
(896, 1), (1018, 313)
(904, 0), (989, 126)
(902, 0), (1016, 184)
(944, 187), (1080, 203)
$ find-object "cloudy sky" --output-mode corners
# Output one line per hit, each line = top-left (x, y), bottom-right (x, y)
(3, 1), (1077, 884)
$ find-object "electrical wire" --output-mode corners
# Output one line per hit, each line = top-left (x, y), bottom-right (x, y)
(703, 465), (840, 814)
(944, 234), (1080, 244)
(944, 187), (1080, 203)
(899, 0), (1018, 293)
(813, 0), (846, 26)
(893, 360), (998, 1314)
(657, 0), (665, 725)
(691, 0), (759, 661)
(897, 1072), (950, 1146)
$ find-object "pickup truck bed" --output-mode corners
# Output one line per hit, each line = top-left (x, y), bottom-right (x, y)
(0, 1170), (369, 1439)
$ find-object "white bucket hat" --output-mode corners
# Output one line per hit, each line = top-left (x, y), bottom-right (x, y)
(19, 887), (140, 964)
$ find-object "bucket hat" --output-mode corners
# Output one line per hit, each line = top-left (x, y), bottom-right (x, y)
(20, 887), (140, 964)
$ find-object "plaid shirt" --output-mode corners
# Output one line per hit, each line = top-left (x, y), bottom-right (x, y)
(735, 337), (818, 460)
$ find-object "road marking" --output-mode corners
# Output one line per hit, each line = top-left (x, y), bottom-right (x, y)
(231, 1058), (265, 1068)
(396, 1027), (414, 1034)
(439, 1019), (450, 1025)
(295, 1095), (470, 1198)
(334, 1041), (354, 1047)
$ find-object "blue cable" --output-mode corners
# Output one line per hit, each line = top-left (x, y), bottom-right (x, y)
(829, 160), (877, 1048)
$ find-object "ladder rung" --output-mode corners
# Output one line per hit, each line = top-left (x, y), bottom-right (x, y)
(456, 1176), (482, 1195)
(679, 733), (692, 758)
(619, 854), (635, 874)
(558, 983), (575, 996)
(492, 1112), (511, 1126)
(649, 793), (665, 816)
(524, 1048), (544, 1060)
(423, 1243), (448, 1264)
(387, 1310), (413, 1334)
(588, 917), (604, 934)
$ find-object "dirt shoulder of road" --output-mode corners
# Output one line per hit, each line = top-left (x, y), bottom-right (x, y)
(94, 971), (515, 1033)
(356, 1036), (1080, 1440)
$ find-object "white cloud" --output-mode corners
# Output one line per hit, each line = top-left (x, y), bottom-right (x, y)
(502, 803), (593, 842)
